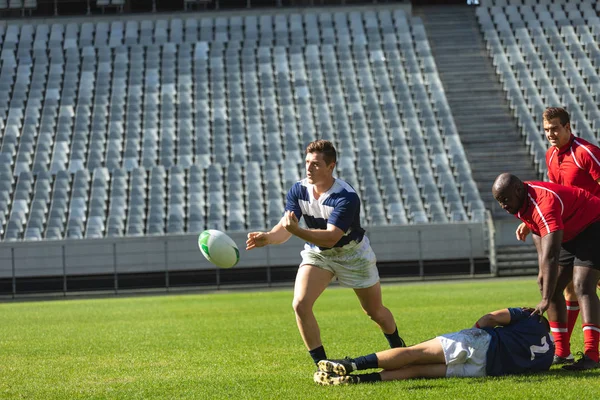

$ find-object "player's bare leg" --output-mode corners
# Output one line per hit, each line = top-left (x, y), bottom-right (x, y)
(380, 364), (447, 381)
(572, 267), (600, 327)
(354, 282), (397, 334)
(318, 338), (445, 375)
(315, 338), (447, 385)
(565, 266), (600, 370)
(376, 338), (446, 369)
(564, 281), (577, 302)
(292, 264), (333, 351)
(547, 265), (573, 363)
(315, 363), (447, 385)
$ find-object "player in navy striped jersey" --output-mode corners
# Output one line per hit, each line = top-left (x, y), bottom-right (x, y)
(314, 307), (554, 385)
(246, 140), (405, 366)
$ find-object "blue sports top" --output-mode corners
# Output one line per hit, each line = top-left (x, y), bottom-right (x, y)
(285, 178), (365, 250)
(483, 308), (555, 376)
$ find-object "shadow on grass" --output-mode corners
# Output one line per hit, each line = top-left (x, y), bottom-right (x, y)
(517, 369), (600, 379)
(462, 368), (600, 385)
(390, 368), (600, 391)
(403, 383), (445, 391)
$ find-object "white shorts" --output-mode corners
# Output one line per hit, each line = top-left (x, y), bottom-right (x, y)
(436, 328), (491, 378)
(299, 236), (380, 289)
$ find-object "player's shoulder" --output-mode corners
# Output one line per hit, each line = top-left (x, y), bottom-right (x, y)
(526, 180), (552, 191)
(327, 179), (360, 202)
(573, 137), (600, 157)
(287, 179), (309, 197)
(527, 181), (569, 202)
(528, 180), (565, 190)
(331, 179), (359, 196)
(332, 178), (355, 191)
(572, 136), (597, 147)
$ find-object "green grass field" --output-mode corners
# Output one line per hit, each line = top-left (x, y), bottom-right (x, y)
(1, 278), (598, 399)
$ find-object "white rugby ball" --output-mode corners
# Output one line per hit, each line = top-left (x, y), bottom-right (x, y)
(198, 230), (240, 269)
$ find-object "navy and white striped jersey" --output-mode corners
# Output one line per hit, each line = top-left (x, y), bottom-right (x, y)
(285, 178), (365, 250)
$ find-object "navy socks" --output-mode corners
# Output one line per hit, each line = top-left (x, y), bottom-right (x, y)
(356, 372), (382, 383)
(354, 353), (379, 370)
(309, 345), (327, 365)
(384, 326), (405, 348)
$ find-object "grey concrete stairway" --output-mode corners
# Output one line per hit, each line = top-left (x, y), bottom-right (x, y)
(416, 5), (542, 218)
(496, 245), (538, 276)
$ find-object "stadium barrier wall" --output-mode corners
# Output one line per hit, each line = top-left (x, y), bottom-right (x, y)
(493, 218), (532, 247)
(0, 221), (490, 296)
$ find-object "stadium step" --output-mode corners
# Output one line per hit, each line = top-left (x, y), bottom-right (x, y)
(496, 245), (539, 276)
(416, 5), (542, 219)
(462, 147), (531, 157)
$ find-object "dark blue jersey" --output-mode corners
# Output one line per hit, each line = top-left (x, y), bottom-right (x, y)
(285, 178), (365, 250)
(484, 308), (554, 376)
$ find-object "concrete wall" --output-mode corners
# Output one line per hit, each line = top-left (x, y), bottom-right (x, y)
(493, 217), (533, 247)
(0, 222), (488, 278)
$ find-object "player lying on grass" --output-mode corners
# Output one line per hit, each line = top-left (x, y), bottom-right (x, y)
(314, 307), (554, 385)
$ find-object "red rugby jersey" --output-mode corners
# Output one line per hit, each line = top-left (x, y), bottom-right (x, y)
(516, 181), (600, 242)
(546, 134), (600, 197)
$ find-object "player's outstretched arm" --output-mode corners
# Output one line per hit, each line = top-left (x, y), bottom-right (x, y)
(246, 219), (293, 250)
(474, 309), (511, 328)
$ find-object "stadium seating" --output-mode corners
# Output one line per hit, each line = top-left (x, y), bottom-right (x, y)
(97, 0), (124, 12)
(0, 0), (36, 14)
(0, 8), (484, 241)
(477, 0), (600, 177)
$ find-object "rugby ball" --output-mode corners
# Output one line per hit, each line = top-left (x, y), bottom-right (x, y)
(198, 230), (240, 269)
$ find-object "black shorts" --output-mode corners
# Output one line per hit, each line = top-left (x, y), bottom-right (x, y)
(559, 221), (600, 270)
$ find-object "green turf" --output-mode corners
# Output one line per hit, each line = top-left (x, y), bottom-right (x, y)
(0, 278), (598, 399)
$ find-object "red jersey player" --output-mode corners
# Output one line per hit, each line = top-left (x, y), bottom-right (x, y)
(494, 173), (600, 371)
(515, 107), (600, 364)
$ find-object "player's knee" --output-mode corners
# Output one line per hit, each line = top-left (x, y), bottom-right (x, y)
(571, 281), (583, 298)
(364, 305), (388, 323)
(572, 278), (595, 299)
(292, 297), (312, 316)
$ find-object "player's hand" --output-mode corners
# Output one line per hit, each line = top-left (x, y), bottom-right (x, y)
(281, 211), (299, 234)
(521, 307), (535, 314)
(531, 299), (549, 316)
(246, 232), (269, 250)
(515, 223), (531, 242)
